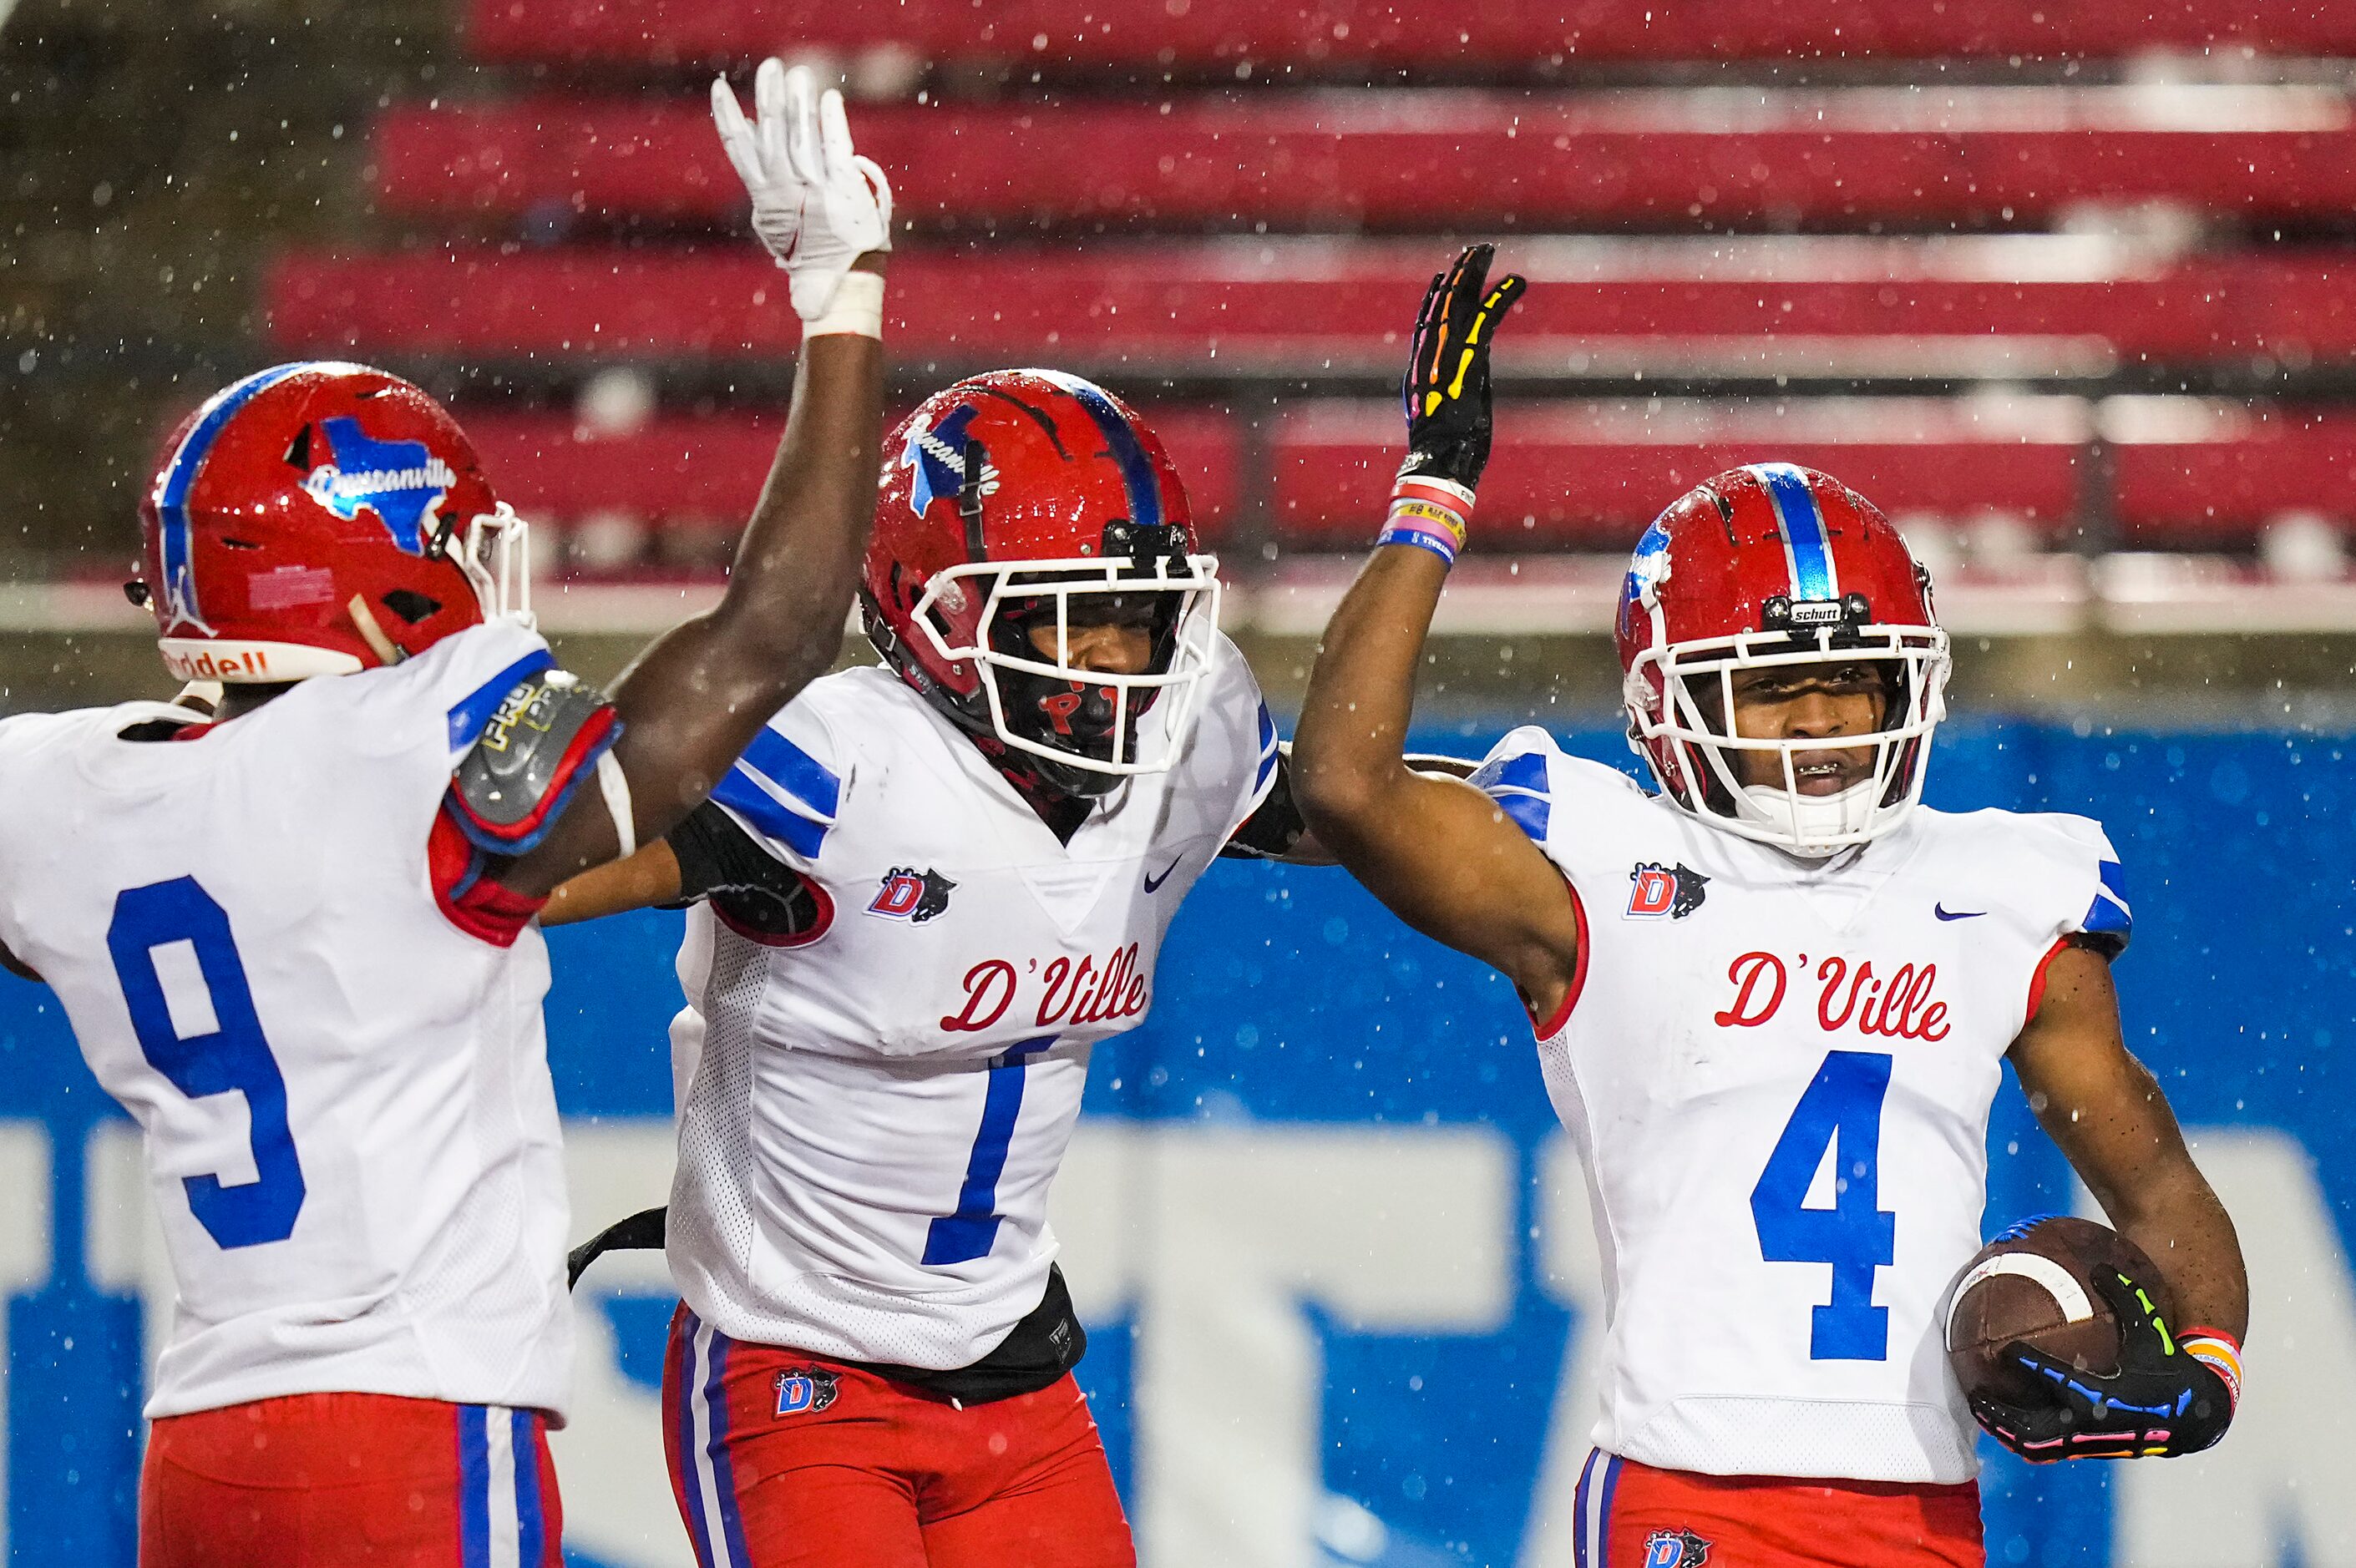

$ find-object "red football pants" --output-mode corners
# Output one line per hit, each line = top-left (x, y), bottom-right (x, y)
(140, 1391), (561, 1568)
(1573, 1450), (1984, 1568)
(661, 1305), (1134, 1568)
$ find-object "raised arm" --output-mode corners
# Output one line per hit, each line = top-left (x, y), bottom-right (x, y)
(1290, 245), (1582, 1017)
(500, 63), (890, 898)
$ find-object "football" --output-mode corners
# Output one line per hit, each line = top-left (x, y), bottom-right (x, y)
(1945, 1216), (2172, 1406)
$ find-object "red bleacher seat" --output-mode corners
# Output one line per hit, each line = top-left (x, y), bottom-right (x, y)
(1273, 401), (2356, 548)
(469, 0), (2356, 71)
(374, 89), (2356, 230)
(2110, 407), (2356, 546)
(1272, 400), (2092, 548)
(451, 399), (2356, 556)
(464, 407), (1246, 535)
(266, 242), (2356, 377)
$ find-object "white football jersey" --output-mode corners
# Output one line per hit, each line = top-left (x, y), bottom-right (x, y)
(0, 620), (573, 1419)
(668, 633), (1277, 1369)
(1473, 727), (2129, 1485)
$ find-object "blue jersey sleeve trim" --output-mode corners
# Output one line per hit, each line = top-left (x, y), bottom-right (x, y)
(1252, 701), (1280, 790)
(740, 724), (841, 819)
(1468, 746), (1553, 842)
(445, 649), (556, 754)
(2080, 857), (2132, 947)
(712, 764), (829, 861)
(1495, 792), (1550, 842)
(1468, 749), (1548, 797)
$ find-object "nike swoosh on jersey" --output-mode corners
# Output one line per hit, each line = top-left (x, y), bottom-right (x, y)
(1934, 903), (1985, 920)
(1143, 856), (1183, 893)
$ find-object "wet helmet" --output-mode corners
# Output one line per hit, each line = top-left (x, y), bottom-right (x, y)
(134, 361), (528, 682)
(1615, 463), (1950, 855)
(863, 369), (1221, 797)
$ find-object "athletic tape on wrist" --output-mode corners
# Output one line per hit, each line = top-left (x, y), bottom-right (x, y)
(2181, 1328), (2242, 1413)
(1378, 476), (1472, 566)
(806, 270), (886, 339)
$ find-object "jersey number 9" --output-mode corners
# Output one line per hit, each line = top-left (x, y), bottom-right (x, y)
(107, 878), (308, 1250)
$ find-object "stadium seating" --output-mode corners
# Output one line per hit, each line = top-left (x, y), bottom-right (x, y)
(261, 0), (2356, 569)
(466, 0), (2356, 73)
(267, 240), (2356, 378)
(464, 405), (1245, 539)
(450, 398), (2356, 560)
(1290, 401), (2356, 549)
(375, 89), (2356, 230)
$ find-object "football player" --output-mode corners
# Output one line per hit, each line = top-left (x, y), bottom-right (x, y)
(1289, 246), (2248, 1565)
(546, 367), (1330, 1568)
(0, 63), (890, 1568)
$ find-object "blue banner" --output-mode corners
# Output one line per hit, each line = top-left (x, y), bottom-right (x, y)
(3, 720), (2349, 1566)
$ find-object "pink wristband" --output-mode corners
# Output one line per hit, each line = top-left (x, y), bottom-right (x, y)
(1377, 476), (1474, 566)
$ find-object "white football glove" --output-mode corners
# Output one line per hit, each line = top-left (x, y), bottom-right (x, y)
(710, 58), (893, 321)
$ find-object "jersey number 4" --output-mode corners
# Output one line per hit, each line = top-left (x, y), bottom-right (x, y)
(1750, 1049), (1896, 1361)
(106, 878), (308, 1250)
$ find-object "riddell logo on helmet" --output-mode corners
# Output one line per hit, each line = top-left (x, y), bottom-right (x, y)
(160, 645), (275, 681)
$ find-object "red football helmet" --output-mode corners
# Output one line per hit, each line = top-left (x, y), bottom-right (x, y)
(1615, 463), (1951, 854)
(863, 369), (1221, 797)
(135, 362), (529, 683)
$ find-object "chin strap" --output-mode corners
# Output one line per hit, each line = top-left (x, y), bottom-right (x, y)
(171, 681), (224, 719)
(347, 594), (403, 666)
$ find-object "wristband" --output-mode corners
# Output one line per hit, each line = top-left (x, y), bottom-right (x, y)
(2181, 1328), (2242, 1413)
(1377, 475), (1474, 567)
(805, 269), (885, 339)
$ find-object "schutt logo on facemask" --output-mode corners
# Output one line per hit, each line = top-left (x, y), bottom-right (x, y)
(1712, 950), (1951, 1041)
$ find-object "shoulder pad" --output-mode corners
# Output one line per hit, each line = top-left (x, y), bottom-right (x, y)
(448, 669), (622, 856)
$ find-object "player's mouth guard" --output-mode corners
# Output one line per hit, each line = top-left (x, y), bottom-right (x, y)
(909, 553), (1224, 777)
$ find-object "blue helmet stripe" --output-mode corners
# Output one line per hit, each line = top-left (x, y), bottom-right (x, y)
(1037, 370), (1163, 533)
(1750, 462), (1838, 602)
(154, 362), (314, 628)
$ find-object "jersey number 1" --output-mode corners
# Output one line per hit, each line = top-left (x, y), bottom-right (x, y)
(1750, 1049), (1896, 1361)
(107, 878), (308, 1250)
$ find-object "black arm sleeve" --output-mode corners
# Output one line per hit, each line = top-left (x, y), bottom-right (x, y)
(1221, 751), (1308, 861)
(2066, 928), (2127, 962)
(665, 800), (823, 938)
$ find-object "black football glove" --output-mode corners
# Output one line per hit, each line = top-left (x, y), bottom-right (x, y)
(1969, 1268), (2233, 1462)
(1399, 243), (1526, 492)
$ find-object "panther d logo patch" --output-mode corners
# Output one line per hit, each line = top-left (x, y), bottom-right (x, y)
(773, 1366), (841, 1417)
(1626, 861), (1710, 919)
(869, 866), (956, 923)
(1642, 1529), (1711, 1567)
